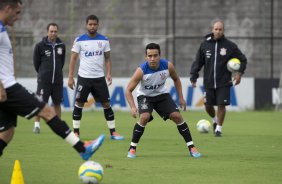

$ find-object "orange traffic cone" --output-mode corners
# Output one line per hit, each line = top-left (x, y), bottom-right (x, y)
(10, 160), (25, 184)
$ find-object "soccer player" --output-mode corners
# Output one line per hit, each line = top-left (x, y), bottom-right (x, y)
(33, 22), (65, 134)
(126, 43), (201, 158)
(68, 14), (124, 140)
(190, 20), (247, 136)
(0, 0), (104, 160)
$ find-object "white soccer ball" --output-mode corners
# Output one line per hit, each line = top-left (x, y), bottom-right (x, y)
(227, 58), (241, 73)
(78, 161), (104, 184)
(196, 119), (211, 133)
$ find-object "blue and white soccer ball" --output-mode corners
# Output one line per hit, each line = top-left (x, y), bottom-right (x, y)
(196, 119), (211, 133)
(78, 161), (104, 184)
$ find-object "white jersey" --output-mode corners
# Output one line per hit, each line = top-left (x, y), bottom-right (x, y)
(71, 33), (110, 78)
(136, 59), (170, 97)
(0, 21), (16, 88)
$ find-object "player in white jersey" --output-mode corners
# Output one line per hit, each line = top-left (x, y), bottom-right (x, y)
(125, 43), (201, 158)
(68, 14), (124, 140)
(0, 0), (104, 160)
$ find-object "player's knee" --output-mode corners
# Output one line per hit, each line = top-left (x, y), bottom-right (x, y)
(169, 112), (183, 123)
(38, 105), (56, 121)
(139, 113), (151, 124)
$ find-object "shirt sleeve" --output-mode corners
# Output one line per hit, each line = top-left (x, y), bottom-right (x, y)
(71, 37), (80, 53)
(104, 40), (111, 52)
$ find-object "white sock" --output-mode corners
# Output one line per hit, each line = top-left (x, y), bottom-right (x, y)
(34, 121), (40, 128)
(186, 141), (194, 147)
(65, 132), (80, 146)
(107, 120), (115, 129)
(215, 125), (222, 132)
(212, 117), (217, 124)
(73, 120), (80, 129)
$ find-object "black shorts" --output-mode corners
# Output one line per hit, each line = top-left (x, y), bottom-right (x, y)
(204, 86), (230, 106)
(137, 93), (179, 121)
(36, 82), (63, 105)
(0, 83), (46, 132)
(75, 76), (110, 103)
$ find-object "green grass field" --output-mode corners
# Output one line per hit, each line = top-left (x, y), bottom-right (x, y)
(1, 111), (282, 184)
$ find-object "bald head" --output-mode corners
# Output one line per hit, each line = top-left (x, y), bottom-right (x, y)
(212, 20), (224, 40)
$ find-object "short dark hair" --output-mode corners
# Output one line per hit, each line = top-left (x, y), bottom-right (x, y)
(0, 0), (22, 10)
(46, 23), (59, 31)
(145, 43), (161, 55)
(86, 14), (99, 24)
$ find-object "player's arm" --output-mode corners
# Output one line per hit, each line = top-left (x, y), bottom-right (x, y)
(68, 51), (79, 89)
(232, 46), (247, 85)
(169, 62), (186, 111)
(104, 51), (112, 86)
(190, 44), (205, 87)
(0, 80), (7, 102)
(126, 68), (143, 118)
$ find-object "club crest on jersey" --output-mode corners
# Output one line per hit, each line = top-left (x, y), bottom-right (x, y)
(220, 48), (227, 56)
(57, 47), (63, 55)
(160, 72), (166, 80)
(97, 41), (103, 48)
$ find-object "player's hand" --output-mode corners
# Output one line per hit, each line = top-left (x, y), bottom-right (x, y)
(106, 74), (112, 86)
(0, 81), (7, 102)
(68, 78), (75, 90)
(191, 81), (197, 88)
(130, 107), (138, 118)
(233, 73), (242, 86)
(179, 98), (186, 111)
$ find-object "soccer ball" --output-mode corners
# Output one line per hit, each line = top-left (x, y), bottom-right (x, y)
(78, 161), (104, 184)
(227, 58), (241, 73)
(196, 119), (211, 133)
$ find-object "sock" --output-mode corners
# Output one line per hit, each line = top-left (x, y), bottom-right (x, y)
(104, 108), (116, 135)
(73, 105), (83, 135)
(215, 125), (222, 132)
(129, 122), (145, 150)
(212, 117), (217, 124)
(0, 139), (7, 157)
(129, 142), (138, 151)
(46, 116), (85, 153)
(34, 121), (40, 128)
(177, 122), (194, 148)
(107, 120), (116, 135)
(186, 141), (195, 150)
(73, 120), (80, 135)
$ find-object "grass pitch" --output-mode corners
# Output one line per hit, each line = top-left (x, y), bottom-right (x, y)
(0, 111), (282, 184)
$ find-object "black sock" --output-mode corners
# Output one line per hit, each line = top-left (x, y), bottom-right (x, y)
(73, 141), (85, 153)
(129, 123), (145, 150)
(0, 139), (7, 157)
(46, 116), (71, 139)
(74, 128), (80, 135)
(177, 122), (193, 144)
(109, 128), (116, 135)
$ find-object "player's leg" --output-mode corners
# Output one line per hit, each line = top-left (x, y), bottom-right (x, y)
(156, 94), (201, 158)
(0, 110), (16, 157)
(52, 83), (64, 118)
(127, 95), (152, 158)
(214, 87), (230, 137)
(33, 82), (47, 133)
(72, 76), (89, 137)
(204, 88), (218, 133)
(93, 77), (124, 140)
(5, 83), (104, 160)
